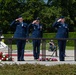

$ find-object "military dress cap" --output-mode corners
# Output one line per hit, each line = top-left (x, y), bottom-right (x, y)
(60, 16), (65, 19)
(17, 15), (22, 19)
(36, 17), (40, 20)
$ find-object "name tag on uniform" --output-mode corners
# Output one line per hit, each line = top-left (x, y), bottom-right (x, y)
(59, 26), (61, 28)
(22, 23), (23, 27)
(40, 26), (42, 29)
(65, 26), (67, 28)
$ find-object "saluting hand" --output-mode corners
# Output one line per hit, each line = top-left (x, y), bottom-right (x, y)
(32, 20), (37, 24)
(57, 19), (62, 22)
(15, 19), (19, 21)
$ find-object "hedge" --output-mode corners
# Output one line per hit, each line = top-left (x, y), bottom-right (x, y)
(0, 64), (76, 75)
(3, 32), (76, 46)
(43, 32), (76, 46)
(3, 32), (76, 38)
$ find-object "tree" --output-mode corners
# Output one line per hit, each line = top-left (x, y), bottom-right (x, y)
(0, 0), (27, 33)
(0, 0), (76, 33)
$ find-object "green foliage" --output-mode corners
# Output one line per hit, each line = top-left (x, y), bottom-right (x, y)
(22, 0), (44, 20)
(4, 34), (13, 38)
(3, 32), (76, 46)
(43, 32), (76, 46)
(0, 64), (76, 75)
(3, 34), (16, 44)
(0, 0), (76, 33)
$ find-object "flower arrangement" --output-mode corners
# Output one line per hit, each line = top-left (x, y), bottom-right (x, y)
(0, 52), (13, 61)
(37, 57), (58, 61)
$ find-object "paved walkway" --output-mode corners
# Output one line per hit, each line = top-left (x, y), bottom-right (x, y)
(0, 50), (76, 66)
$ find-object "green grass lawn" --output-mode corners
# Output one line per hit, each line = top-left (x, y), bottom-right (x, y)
(66, 46), (74, 50)
(12, 42), (74, 50)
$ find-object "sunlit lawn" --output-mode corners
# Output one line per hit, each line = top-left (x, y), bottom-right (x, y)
(12, 42), (74, 50)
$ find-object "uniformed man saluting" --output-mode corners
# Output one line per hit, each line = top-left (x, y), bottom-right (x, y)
(53, 16), (69, 61)
(10, 16), (28, 61)
(28, 17), (43, 60)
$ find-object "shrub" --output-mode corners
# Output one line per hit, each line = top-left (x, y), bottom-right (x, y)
(3, 32), (76, 46)
(0, 64), (76, 75)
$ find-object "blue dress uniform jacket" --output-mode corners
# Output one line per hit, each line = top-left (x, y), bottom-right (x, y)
(28, 23), (43, 59)
(53, 21), (69, 61)
(10, 20), (28, 61)
(53, 21), (69, 38)
(10, 20), (28, 38)
(31, 24), (43, 38)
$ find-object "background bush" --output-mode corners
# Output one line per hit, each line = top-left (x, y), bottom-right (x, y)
(43, 32), (76, 46)
(3, 32), (76, 46)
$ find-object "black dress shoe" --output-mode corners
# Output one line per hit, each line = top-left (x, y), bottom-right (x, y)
(21, 60), (25, 61)
(60, 60), (64, 61)
(18, 60), (25, 61)
(18, 60), (20, 61)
